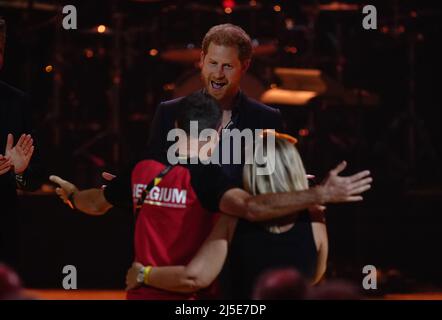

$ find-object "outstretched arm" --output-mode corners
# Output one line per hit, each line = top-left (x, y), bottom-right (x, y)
(220, 161), (372, 222)
(126, 215), (236, 293)
(49, 175), (113, 215)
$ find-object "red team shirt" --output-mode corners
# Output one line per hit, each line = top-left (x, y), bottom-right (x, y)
(104, 154), (233, 300)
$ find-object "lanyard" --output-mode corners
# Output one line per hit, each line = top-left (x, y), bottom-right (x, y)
(134, 165), (174, 219)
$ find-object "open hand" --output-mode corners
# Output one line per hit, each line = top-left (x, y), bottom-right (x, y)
(49, 175), (79, 205)
(101, 171), (116, 181)
(5, 133), (34, 174)
(321, 161), (372, 203)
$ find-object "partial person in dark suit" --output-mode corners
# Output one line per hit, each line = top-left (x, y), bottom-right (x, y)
(0, 18), (43, 269)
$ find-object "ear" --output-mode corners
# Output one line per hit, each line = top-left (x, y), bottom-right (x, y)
(241, 59), (251, 74)
(199, 51), (205, 69)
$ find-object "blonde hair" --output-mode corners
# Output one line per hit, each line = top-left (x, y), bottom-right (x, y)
(243, 137), (308, 234)
(243, 137), (308, 196)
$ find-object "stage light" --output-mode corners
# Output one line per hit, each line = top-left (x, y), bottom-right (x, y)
(84, 49), (94, 58)
(285, 18), (295, 30)
(299, 129), (309, 137)
(97, 25), (106, 33)
(45, 65), (53, 73)
(149, 49), (158, 56)
(273, 5), (281, 12)
(222, 0), (234, 13)
(222, 0), (235, 9)
(163, 83), (175, 91)
(284, 46), (298, 54)
(249, 0), (257, 7)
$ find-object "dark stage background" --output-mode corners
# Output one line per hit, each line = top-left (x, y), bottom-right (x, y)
(1, 0), (441, 294)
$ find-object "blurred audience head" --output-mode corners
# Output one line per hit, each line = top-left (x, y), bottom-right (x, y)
(306, 280), (361, 300)
(252, 267), (361, 300)
(0, 263), (25, 300)
(252, 268), (308, 300)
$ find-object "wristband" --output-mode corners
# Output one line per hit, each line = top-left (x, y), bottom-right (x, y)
(66, 192), (76, 210)
(15, 173), (27, 188)
(143, 265), (153, 285)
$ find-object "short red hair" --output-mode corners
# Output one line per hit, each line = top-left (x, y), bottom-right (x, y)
(202, 24), (252, 63)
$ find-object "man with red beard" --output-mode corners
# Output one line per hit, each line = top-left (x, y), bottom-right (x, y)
(146, 24), (282, 185)
(102, 24), (281, 214)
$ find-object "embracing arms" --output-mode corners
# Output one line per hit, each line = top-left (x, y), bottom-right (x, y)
(220, 161), (372, 222)
(125, 214), (236, 293)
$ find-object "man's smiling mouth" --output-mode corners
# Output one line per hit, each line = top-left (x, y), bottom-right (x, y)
(211, 81), (227, 89)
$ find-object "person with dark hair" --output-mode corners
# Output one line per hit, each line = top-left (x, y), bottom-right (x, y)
(51, 92), (226, 299)
(0, 17), (43, 270)
(51, 91), (372, 300)
(175, 92), (222, 136)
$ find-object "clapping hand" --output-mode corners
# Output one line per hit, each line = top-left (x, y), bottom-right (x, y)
(5, 133), (34, 175)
